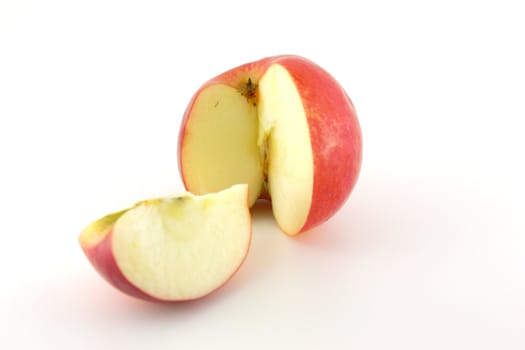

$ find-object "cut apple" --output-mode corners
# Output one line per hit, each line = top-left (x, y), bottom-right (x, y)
(79, 184), (251, 302)
(179, 55), (362, 235)
(180, 85), (263, 205)
(258, 64), (314, 235)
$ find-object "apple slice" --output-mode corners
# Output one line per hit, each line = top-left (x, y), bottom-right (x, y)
(179, 55), (362, 236)
(79, 184), (251, 302)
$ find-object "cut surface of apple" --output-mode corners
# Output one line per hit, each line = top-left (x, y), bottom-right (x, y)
(79, 184), (251, 302)
(179, 55), (362, 235)
(180, 85), (263, 205)
(258, 64), (314, 235)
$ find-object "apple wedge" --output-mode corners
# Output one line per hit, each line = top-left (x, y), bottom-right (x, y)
(179, 55), (362, 235)
(79, 184), (251, 302)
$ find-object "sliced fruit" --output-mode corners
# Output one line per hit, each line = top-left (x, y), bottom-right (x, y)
(180, 85), (263, 205)
(179, 55), (362, 235)
(79, 184), (251, 302)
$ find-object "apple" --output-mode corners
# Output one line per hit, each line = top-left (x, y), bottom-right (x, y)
(79, 184), (251, 302)
(178, 55), (362, 235)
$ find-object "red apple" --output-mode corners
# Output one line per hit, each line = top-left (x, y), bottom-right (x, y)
(79, 185), (251, 302)
(178, 55), (362, 235)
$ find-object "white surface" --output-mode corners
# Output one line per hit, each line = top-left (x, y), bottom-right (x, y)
(1, 0), (524, 349)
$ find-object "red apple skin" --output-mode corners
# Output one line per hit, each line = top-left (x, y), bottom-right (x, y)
(81, 230), (158, 302)
(178, 55), (362, 234)
(80, 213), (252, 302)
(277, 57), (362, 233)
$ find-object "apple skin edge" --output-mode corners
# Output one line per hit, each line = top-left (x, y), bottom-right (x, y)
(80, 229), (158, 302)
(178, 55), (362, 235)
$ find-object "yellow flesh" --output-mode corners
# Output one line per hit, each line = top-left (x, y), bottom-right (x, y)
(112, 184), (250, 300)
(79, 209), (127, 247)
(182, 64), (313, 235)
(181, 85), (263, 206)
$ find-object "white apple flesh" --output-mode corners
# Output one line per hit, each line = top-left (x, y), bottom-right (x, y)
(79, 184), (251, 302)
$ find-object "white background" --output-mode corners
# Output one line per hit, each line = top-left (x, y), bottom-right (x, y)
(1, 0), (524, 349)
